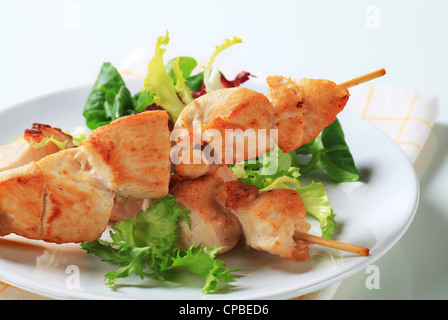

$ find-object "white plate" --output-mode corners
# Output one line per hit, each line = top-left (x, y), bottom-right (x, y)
(0, 78), (419, 300)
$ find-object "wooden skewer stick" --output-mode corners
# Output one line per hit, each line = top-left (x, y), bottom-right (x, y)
(338, 68), (386, 88)
(294, 231), (370, 256)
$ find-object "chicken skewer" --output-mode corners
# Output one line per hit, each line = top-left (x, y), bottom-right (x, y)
(169, 70), (386, 257)
(172, 69), (385, 179)
(0, 110), (171, 243)
(293, 232), (370, 256)
(0, 122), (149, 223)
(0, 71), (382, 252)
(214, 179), (369, 260)
(171, 80), (348, 178)
(338, 68), (386, 89)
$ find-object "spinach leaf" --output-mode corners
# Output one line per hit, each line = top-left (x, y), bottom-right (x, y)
(83, 62), (132, 130)
(186, 72), (204, 92)
(295, 118), (359, 182)
(111, 86), (135, 121)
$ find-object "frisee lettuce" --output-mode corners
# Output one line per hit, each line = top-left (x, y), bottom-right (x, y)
(67, 126), (91, 147)
(228, 145), (301, 190)
(32, 136), (69, 150)
(203, 36), (242, 92)
(82, 32), (251, 129)
(296, 181), (335, 239)
(172, 57), (194, 105)
(228, 145), (335, 238)
(139, 31), (187, 122)
(80, 195), (237, 293)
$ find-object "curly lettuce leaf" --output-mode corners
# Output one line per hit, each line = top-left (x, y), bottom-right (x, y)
(171, 246), (237, 293)
(203, 36), (242, 92)
(172, 57), (194, 105)
(229, 145), (301, 189)
(296, 181), (335, 239)
(81, 195), (236, 293)
(228, 145), (334, 238)
(139, 31), (187, 122)
(67, 126), (91, 147)
(32, 136), (69, 150)
(259, 176), (301, 192)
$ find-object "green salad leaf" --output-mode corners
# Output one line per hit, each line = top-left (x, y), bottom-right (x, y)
(83, 62), (133, 130)
(139, 31), (187, 122)
(229, 145), (301, 190)
(295, 118), (360, 182)
(81, 195), (237, 293)
(203, 36), (242, 92)
(111, 86), (135, 121)
(228, 145), (335, 238)
(32, 136), (69, 150)
(296, 181), (335, 239)
(172, 57), (194, 105)
(66, 126), (91, 146)
(165, 56), (197, 85)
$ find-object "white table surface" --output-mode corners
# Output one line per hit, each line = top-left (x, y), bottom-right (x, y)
(1, 0), (447, 300)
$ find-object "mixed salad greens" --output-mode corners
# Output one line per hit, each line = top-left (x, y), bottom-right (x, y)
(79, 31), (359, 294)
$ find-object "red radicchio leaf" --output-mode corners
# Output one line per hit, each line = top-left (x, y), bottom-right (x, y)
(220, 71), (253, 88)
(192, 71), (254, 99)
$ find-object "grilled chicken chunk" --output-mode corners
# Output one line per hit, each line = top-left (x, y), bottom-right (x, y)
(0, 123), (74, 172)
(172, 87), (276, 178)
(0, 111), (171, 243)
(215, 180), (311, 261)
(170, 165), (242, 254)
(82, 110), (171, 199)
(267, 76), (349, 153)
(38, 148), (115, 243)
(0, 161), (45, 240)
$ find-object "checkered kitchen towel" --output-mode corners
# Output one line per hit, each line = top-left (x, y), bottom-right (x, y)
(0, 52), (439, 300)
(346, 83), (439, 164)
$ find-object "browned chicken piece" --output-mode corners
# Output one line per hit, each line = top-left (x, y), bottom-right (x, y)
(0, 123), (74, 172)
(267, 76), (350, 153)
(82, 110), (172, 199)
(170, 165), (242, 254)
(0, 148), (114, 243)
(172, 87), (276, 179)
(215, 180), (311, 261)
(38, 148), (115, 243)
(0, 161), (45, 240)
(0, 111), (171, 243)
